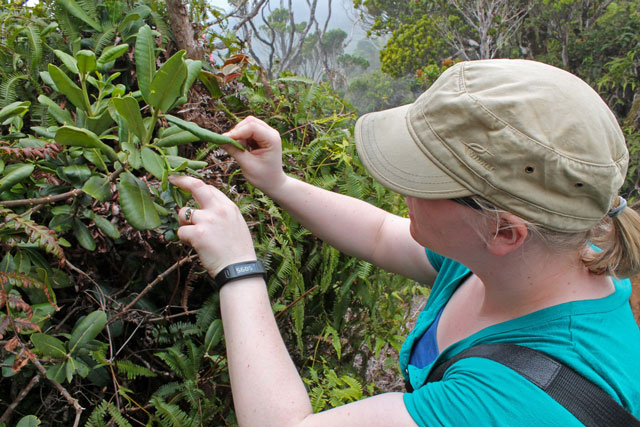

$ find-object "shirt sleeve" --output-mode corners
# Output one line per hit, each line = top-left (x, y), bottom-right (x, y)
(425, 248), (445, 273)
(403, 357), (583, 427)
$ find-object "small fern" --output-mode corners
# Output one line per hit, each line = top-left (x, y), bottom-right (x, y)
(116, 360), (157, 380)
(150, 396), (193, 427)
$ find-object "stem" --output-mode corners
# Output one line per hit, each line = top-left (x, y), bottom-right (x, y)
(0, 374), (41, 423)
(80, 73), (94, 117)
(143, 107), (160, 146)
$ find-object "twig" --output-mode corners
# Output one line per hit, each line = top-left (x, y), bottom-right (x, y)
(109, 254), (198, 324)
(0, 166), (124, 208)
(0, 374), (41, 423)
(275, 285), (318, 320)
(30, 357), (83, 427)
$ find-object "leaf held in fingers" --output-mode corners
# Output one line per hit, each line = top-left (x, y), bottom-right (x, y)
(165, 115), (244, 150)
(117, 171), (162, 230)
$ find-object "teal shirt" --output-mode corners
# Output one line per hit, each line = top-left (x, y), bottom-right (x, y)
(401, 249), (640, 426)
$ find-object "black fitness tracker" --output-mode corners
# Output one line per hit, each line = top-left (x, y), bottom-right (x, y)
(215, 260), (266, 288)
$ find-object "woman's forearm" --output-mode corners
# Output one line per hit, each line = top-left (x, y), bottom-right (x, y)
(220, 276), (312, 427)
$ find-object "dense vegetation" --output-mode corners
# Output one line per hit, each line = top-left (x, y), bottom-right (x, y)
(0, 0), (638, 426)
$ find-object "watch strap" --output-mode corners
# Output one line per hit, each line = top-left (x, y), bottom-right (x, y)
(215, 260), (266, 288)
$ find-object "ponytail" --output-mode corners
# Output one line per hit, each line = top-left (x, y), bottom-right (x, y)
(583, 200), (640, 279)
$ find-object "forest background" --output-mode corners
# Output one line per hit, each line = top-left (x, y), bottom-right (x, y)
(0, 0), (638, 425)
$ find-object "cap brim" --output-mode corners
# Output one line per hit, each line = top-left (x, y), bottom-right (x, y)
(354, 104), (472, 199)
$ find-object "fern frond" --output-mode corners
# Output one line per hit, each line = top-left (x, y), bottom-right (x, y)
(75, 0), (98, 22)
(195, 295), (219, 329)
(53, 7), (80, 46)
(1, 208), (66, 261)
(106, 400), (133, 427)
(91, 26), (115, 55)
(85, 400), (109, 427)
(23, 24), (42, 72)
(116, 360), (157, 380)
(150, 396), (192, 427)
(0, 73), (28, 107)
(154, 381), (181, 398)
(149, 11), (171, 46)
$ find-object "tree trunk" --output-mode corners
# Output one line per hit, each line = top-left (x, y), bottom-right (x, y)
(165, 0), (204, 60)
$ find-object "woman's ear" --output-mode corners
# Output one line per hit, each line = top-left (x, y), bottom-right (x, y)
(485, 213), (529, 256)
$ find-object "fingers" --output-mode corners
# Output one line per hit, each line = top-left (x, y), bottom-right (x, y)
(224, 116), (280, 152)
(168, 175), (221, 210)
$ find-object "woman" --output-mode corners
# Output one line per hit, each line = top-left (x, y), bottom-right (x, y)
(169, 59), (640, 425)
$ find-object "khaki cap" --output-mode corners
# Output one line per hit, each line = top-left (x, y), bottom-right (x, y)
(355, 59), (629, 232)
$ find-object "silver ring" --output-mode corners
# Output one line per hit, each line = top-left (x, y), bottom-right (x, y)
(184, 207), (194, 224)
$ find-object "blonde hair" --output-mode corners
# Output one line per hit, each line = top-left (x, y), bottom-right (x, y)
(470, 197), (640, 279)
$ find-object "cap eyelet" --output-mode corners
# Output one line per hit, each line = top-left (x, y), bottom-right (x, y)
(524, 166), (535, 174)
(574, 182), (584, 188)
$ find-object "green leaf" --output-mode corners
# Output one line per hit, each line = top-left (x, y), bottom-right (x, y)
(53, 49), (79, 74)
(92, 215), (120, 239)
(55, 126), (118, 162)
(0, 164), (34, 193)
(47, 64), (89, 112)
(155, 129), (200, 147)
(165, 115), (244, 150)
(0, 101), (30, 122)
(199, 71), (222, 99)
(31, 333), (67, 358)
(148, 50), (187, 113)
(112, 96), (146, 142)
(135, 25), (155, 104)
(76, 50), (96, 74)
(38, 95), (74, 125)
(68, 310), (107, 355)
(117, 171), (161, 230)
(141, 146), (165, 179)
(204, 319), (223, 353)
(166, 155), (207, 170)
(82, 175), (112, 201)
(97, 44), (129, 70)
(16, 415), (41, 427)
(46, 361), (66, 383)
(73, 218), (96, 251)
(56, 0), (102, 31)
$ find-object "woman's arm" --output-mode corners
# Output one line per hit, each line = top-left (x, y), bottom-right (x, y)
(223, 117), (436, 284)
(169, 175), (417, 426)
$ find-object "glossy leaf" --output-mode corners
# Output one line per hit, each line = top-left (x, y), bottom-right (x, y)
(47, 64), (89, 112)
(0, 101), (30, 122)
(53, 49), (79, 74)
(97, 44), (129, 70)
(204, 319), (223, 353)
(112, 96), (146, 142)
(38, 95), (74, 125)
(76, 50), (96, 74)
(117, 171), (161, 230)
(0, 164), (35, 193)
(167, 155), (207, 170)
(73, 218), (96, 251)
(141, 146), (165, 179)
(16, 415), (41, 427)
(82, 175), (111, 202)
(55, 126), (118, 162)
(46, 361), (66, 383)
(148, 50), (187, 113)
(92, 214), (121, 239)
(155, 129), (199, 147)
(68, 310), (106, 355)
(31, 333), (67, 358)
(135, 25), (155, 104)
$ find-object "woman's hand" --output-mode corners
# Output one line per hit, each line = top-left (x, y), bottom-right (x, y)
(169, 175), (256, 277)
(222, 116), (287, 197)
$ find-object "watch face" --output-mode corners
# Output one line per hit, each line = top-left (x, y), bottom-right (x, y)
(234, 264), (258, 275)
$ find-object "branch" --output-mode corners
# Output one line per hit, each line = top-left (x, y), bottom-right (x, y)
(30, 357), (83, 427)
(232, 0), (269, 31)
(109, 254), (198, 324)
(0, 166), (124, 208)
(0, 374), (40, 423)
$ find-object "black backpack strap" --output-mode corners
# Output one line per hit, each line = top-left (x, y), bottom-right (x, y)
(421, 343), (640, 427)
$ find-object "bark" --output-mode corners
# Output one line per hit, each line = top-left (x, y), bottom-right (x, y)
(165, 0), (205, 60)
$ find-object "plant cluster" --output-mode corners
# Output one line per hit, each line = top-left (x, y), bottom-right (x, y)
(1, 1), (420, 425)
